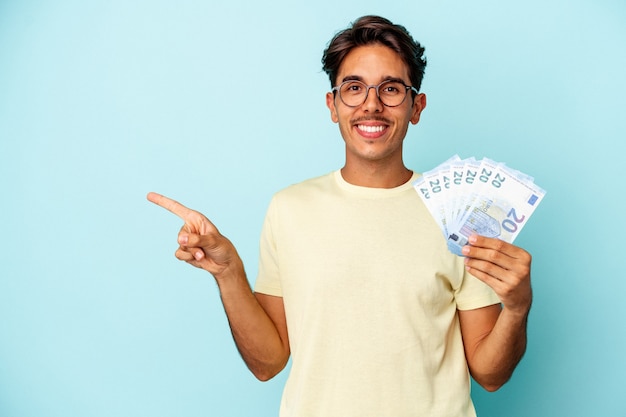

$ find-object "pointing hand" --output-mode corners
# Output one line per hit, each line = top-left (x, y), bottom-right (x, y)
(147, 192), (242, 278)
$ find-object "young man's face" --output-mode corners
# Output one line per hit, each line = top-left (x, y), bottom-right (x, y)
(326, 44), (426, 167)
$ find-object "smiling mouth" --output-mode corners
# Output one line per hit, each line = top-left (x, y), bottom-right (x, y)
(357, 124), (386, 133)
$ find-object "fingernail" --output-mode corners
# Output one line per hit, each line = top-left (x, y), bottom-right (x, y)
(468, 235), (477, 244)
(462, 246), (470, 255)
(194, 251), (203, 261)
(178, 235), (188, 245)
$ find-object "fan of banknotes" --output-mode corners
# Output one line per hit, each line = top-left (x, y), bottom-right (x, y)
(413, 155), (546, 256)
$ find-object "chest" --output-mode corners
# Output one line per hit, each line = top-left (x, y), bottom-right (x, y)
(274, 195), (458, 313)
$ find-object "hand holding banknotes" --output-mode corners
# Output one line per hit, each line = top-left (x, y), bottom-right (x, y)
(413, 155), (542, 314)
(462, 234), (532, 315)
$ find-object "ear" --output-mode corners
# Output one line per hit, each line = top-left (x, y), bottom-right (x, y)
(410, 93), (427, 125)
(326, 92), (339, 123)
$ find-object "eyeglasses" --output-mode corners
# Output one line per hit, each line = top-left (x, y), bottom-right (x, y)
(331, 80), (418, 108)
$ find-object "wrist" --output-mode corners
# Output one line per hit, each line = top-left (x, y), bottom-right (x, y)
(213, 258), (246, 283)
(501, 302), (531, 324)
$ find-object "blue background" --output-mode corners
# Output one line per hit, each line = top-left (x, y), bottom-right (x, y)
(1, 0), (625, 416)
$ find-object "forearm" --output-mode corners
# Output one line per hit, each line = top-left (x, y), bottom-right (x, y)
(214, 265), (289, 381)
(467, 307), (529, 391)
(461, 235), (533, 390)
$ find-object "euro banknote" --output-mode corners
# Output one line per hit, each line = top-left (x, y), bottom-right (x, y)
(413, 156), (546, 256)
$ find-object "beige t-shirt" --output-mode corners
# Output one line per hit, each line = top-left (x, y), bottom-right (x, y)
(255, 171), (500, 417)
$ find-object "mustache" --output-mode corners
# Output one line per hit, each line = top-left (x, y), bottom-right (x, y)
(350, 116), (392, 125)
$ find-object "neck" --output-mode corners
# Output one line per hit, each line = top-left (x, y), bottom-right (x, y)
(340, 163), (413, 188)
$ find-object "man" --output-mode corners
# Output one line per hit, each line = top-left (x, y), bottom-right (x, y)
(148, 15), (532, 417)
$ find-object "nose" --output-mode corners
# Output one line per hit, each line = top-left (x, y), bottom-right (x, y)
(362, 85), (384, 112)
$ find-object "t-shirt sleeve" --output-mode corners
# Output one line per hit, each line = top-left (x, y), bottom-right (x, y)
(453, 258), (501, 310)
(254, 197), (283, 297)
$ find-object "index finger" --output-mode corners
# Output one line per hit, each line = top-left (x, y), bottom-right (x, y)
(466, 234), (524, 259)
(147, 192), (193, 220)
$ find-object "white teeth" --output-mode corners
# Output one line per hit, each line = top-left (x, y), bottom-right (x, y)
(357, 125), (385, 133)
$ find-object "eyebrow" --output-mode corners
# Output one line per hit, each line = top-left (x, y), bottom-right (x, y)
(340, 75), (409, 85)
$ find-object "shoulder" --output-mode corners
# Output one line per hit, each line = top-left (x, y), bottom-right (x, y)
(273, 171), (337, 202)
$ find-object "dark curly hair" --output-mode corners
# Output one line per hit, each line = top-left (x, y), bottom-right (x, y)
(322, 15), (427, 91)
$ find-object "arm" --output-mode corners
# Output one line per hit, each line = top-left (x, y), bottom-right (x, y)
(147, 192), (290, 381)
(458, 234), (532, 392)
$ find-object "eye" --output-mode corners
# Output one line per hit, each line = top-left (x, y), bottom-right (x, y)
(341, 82), (365, 95)
(380, 82), (403, 95)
